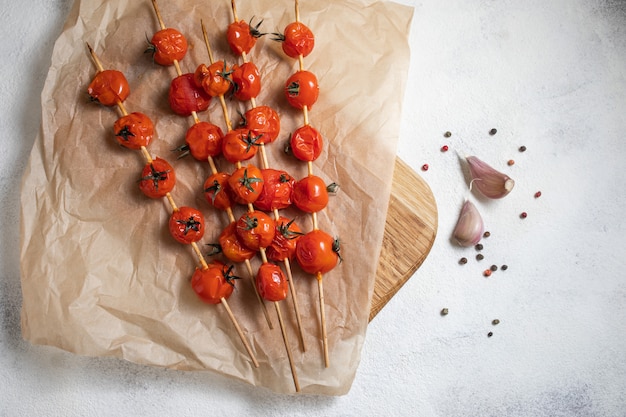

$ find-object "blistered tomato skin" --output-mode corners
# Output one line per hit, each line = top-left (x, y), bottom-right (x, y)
(139, 157), (176, 199)
(185, 122), (224, 161)
(256, 262), (288, 302)
(169, 73), (212, 116)
(222, 128), (260, 163)
(290, 124), (324, 162)
(113, 112), (154, 150)
(253, 169), (295, 212)
(148, 28), (188, 66)
(227, 19), (264, 55)
(219, 222), (256, 263)
(292, 175), (329, 213)
(295, 229), (340, 275)
(231, 62), (261, 101)
(280, 22), (315, 58)
(203, 172), (232, 211)
(87, 70), (130, 106)
(243, 106), (280, 144)
(228, 165), (264, 205)
(168, 206), (205, 244)
(191, 261), (237, 305)
(236, 211), (275, 251)
(266, 217), (302, 262)
(285, 70), (319, 110)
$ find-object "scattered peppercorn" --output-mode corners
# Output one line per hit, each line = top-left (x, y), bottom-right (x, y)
(422, 164), (429, 171)
(475, 243), (483, 251)
(492, 319), (500, 325)
(476, 254), (484, 261)
(483, 269), (492, 277)
(483, 231), (491, 238)
(501, 265), (508, 270)
(490, 265), (498, 272)
(519, 145), (527, 152)
(441, 145), (449, 152)
(487, 332), (493, 337)
(535, 191), (542, 198)
(459, 257), (468, 265)
(489, 128), (497, 135)
(444, 131), (452, 138)
(507, 159), (515, 166)
(520, 212), (528, 219)
(440, 308), (449, 316)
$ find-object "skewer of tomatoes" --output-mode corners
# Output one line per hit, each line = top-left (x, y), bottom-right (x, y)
(202, 15), (301, 392)
(86, 43), (258, 368)
(225, 3), (308, 355)
(276, 0), (342, 369)
(148, 1), (274, 330)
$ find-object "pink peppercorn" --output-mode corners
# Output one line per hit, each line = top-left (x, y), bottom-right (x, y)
(422, 164), (429, 171)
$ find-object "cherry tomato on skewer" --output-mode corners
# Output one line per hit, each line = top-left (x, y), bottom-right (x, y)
(292, 175), (330, 213)
(295, 229), (341, 275)
(253, 169), (295, 212)
(113, 112), (154, 150)
(272, 21), (315, 58)
(191, 260), (240, 305)
(169, 206), (205, 244)
(194, 61), (233, 97)
(87, 69), (130, 106)
(169, 73), (212, 116)
(203, 172), (232, 211)
(216, 222), (255, 262)
(146, 28), (188, 66)
(289, 124), (323, 162)
(222, 128), (261, 163)
(231, 62), (261, 101)
(184, 121), (224, 161)
(236, 210), (275, 251)
(242, 105), (280, 144)
(266, 217), (303, 262)
(256, 262), (288, 302)
(139, 157), (176, 199)
(226, 17), (265, 56)
(228, 165), (264, 205)
(285, 70), (319, 110)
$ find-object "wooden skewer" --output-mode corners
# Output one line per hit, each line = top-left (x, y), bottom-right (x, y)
(291, 0), (329, 368)
(228, 1), (301, 390)
(87, 43), (258, 367)
(213, 13), (307, 351)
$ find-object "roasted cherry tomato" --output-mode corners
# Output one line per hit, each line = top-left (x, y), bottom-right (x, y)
(218, 222), (256, 262)
(285, 70), (319, 110)
(169, 206), (205, 244)
(242, 105), (280, 144)
(292, 175), (329, 213)
(222, 128), (261, 163)
(203, 172), (232, 211)
(226, 18), (265, 56)
(169, 73), (212, 116)
(87, 70), (130, 106)
(236, 210), (275, 251)
(194, 61), (232, 97)
(185, 122), (223, 161)
(273, 21), (314, 58)
(295, 229), (341, 275)
(256, 262), (288, 302)
(290, 124), (323, 162)
(139, 157), (176, 198)
(231, 62), (261, 101)
(191, 261), (239, 304)
(113, 112), (153, 150)
(146, 28), (188, 66)
(253, 169), (295, 212)
(228, 165), (264, 205)
(266, 217), (303, 262)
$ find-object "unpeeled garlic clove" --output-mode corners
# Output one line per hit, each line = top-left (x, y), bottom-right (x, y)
(453, 200), (484, 247)
(466, 155), (515, 199)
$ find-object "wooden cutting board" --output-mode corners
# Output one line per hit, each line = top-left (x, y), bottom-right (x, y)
(369, 158), (438, 321)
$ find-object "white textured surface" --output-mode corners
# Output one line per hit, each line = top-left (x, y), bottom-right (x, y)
(2, 0), (625, 415)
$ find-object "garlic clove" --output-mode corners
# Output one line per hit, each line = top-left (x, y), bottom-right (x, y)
(466, 155), (515, 199)
(453, 199), (484, 247)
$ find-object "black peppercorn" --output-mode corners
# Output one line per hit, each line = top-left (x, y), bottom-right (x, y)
(476, 254), (484, 261)
(501, 265), (508, 270)
(489, 128), (497, 135)
(459, 257), (468, 265)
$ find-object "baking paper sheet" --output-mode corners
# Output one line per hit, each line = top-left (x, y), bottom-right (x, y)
(19, 0), (413, 395)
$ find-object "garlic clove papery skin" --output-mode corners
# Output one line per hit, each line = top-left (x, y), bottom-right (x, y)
(453, 200), (485, 247)
(466, 155), (515, 199)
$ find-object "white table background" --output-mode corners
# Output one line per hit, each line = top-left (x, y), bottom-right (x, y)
(2, 0), (625, 415)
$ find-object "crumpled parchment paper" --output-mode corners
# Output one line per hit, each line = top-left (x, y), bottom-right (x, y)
(19, 0), (413, 395)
